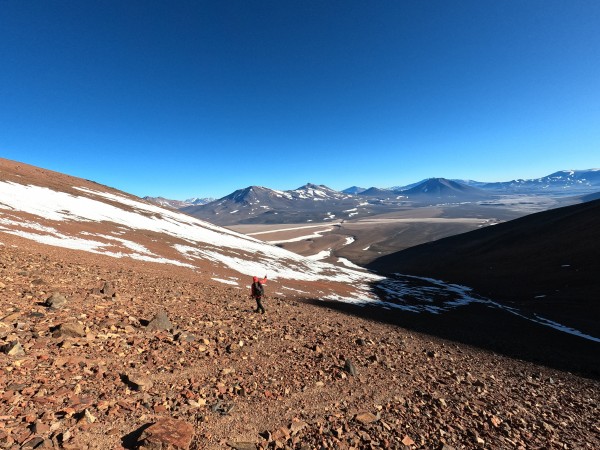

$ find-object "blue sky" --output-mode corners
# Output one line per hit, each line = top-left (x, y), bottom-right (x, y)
(1, 1), (599, 199)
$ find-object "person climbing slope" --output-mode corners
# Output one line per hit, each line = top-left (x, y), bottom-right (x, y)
(250, 275), (267, 313)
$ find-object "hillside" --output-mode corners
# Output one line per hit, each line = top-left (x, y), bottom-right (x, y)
(2, 238), (599, 450)
(367, 199), (600, 375)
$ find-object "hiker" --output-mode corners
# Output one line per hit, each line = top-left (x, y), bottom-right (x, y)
(251, 275), (267, 313)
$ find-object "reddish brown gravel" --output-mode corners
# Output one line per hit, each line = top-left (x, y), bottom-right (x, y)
(1, 237), (599, 450)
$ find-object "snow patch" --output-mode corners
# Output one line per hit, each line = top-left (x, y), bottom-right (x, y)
(307, 249), (331, 260)
(212, 278), (239, 286)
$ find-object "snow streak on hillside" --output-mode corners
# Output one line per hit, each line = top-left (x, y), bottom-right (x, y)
(0, 181), (381, 287)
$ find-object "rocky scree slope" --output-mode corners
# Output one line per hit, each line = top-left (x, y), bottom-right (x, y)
(1, 241), (599, 450)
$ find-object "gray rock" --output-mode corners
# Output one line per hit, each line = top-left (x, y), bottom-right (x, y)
(344, 358), (357, 376)
(176, 331), (196, 343)
(146, 310), (173, 332)
(45, 292), (67, 310)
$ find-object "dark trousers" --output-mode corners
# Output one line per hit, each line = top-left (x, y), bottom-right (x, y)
(255, 296), (265, 313)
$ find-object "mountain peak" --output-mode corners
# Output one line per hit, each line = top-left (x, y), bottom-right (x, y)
(401, 178), (487, 198)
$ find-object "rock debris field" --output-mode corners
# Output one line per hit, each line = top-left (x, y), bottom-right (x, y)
(1, 240), (599, 450)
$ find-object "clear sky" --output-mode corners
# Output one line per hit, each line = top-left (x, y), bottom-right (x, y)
(1, 1), (599, 199)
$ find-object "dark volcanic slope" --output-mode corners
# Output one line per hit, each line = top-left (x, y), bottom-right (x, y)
(368, 198), (600, 337)
(400, 178), (489, 201)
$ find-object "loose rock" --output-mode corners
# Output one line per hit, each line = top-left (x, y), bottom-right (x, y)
(44, 292), (67, 310)
(137, 418), (194, 450)
(146, 310), (173, 332)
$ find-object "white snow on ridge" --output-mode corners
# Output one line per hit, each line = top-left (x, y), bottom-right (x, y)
(247, 224), (336, 236)
(212, 277), (239, 286)
(268, 227), (335, 244)
(307, 249), (331, 260)
(337, 258), (367, 270)
(0, 181), (381, 285)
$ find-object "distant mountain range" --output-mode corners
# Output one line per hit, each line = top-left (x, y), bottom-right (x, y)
(143, 196), (214, 209)
(474, 169), (600, 193)
(181, 183), (358, 225)
(146, 169), (600, 225)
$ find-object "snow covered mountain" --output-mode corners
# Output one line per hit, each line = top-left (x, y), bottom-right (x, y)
(183, 184), (366, 225)
(476, 169), (600, 194)
(143, 196), (213, 209)
(289, 183), (352, 201)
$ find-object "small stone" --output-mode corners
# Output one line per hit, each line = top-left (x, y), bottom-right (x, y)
(271, 426), (290, 441)
(176, 331), (196, 343)
(146, 310), (173, 332)
(1, 341), (25, 356)
(290, 420), (308, 435)
(343, 358), (357, 376)
(137, 419), (194, 450)
(32, 421), (50, 434)
(126, 374), (154, 392)
(57, 322), (86, 338)
(83, 409), (97, 423)
(355, 412), (378, 424)
(22, 436), (45, 449)
(1, 311), (21, 322)
(100, 281), (116, 298)
(45, 292), (67, 310)
(402, 435), (415, 446)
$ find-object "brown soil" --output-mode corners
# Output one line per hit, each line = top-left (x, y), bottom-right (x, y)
(1, 234), (599, 450)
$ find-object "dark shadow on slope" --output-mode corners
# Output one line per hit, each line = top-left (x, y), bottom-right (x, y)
(317, 198), (600, 379)
(302, 294), (600, 380)
(366, 198), (600, 338)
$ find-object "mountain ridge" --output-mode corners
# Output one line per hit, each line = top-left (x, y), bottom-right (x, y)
(147, 169), (600, 208)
